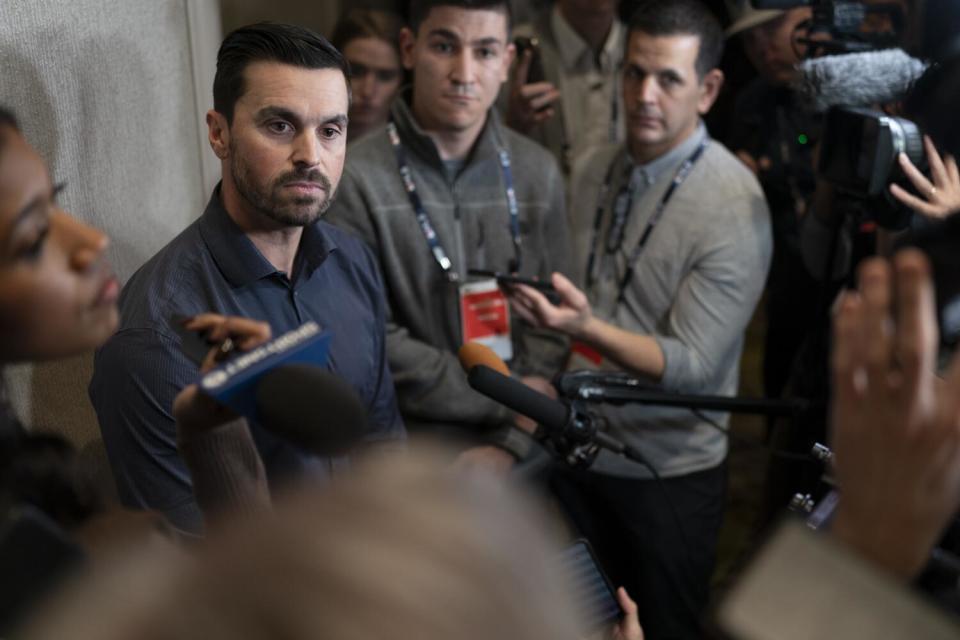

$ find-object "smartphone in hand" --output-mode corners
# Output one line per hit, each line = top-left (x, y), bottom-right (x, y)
(469, 269), (562, 305)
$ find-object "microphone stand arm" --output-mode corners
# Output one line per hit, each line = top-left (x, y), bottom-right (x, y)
(571, 385), (810, 418)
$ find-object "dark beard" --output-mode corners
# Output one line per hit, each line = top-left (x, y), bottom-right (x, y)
(230, 152), (335, 227)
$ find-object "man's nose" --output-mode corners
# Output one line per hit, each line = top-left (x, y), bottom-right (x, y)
(355, 72), (376, 100)
(292, 130), (322, 167)
(450, 50), (475, 86)
(637, 75), (659, 103)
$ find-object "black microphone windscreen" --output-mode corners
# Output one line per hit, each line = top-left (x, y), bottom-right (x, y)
(255, 364), (366, 456)
(467, 365), (569, 431)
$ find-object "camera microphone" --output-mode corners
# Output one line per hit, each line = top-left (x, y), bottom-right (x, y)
(795, 48), (927, 112)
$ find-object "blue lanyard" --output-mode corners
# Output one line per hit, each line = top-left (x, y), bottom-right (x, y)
(585, 140), (709, 303)
(387, 122), (522, 282)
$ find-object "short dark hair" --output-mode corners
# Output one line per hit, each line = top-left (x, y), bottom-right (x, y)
(407, 0), (512, 36)
(627, 0), (725, 78)
(331, 9), (405, 56)
(214, 22), (349, 123)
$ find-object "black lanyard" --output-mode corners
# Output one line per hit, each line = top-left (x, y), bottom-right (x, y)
(585, 139), (709, 303)
(387, 122), (521, 282)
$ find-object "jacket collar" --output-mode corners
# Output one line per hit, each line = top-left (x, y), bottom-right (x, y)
(389, 89), (507, 170)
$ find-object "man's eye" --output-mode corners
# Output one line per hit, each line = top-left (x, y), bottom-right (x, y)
(375, 70), (400, 83)
(432, 41), (454, 54)
(268, 121), (293, 134)
(476, 47), (497, 60)
(321, 127), (342, 139)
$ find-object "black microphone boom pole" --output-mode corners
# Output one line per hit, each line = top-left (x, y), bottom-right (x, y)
(467, 365), (646, 464)
(567, 384), (810, 418)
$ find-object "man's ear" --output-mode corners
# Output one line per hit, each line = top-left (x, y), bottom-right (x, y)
(697, 68), (724, 115)
(399, 27), (417, 71)
(206, 109), (230, 160)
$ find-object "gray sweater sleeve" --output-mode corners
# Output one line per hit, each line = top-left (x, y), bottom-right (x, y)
(655, 191), (772, 393)
(327, 169), (512, 429)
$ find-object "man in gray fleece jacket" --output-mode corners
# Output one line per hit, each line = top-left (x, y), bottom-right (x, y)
(509, 3), (771, 638)
(326, 0), (570, 466)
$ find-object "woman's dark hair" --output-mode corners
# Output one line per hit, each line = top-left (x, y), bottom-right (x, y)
(213, 22), (350, 124)
(0, 106), (18, 131)
(0, 106), (20, 152)
(0, 105), (103, 531)
(0, 380), (24, 454)
(0, 429), (104, 531)
(0, 382), (102, 530)
(331, 9), (405, 57)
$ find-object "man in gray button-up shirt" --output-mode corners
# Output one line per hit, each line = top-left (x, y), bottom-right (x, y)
(509, 3), (771, 638)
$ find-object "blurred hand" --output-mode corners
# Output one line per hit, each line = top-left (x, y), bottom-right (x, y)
(74, 508), (177, 559)
(507, 272), (592, 338)
(505, 49), (560, 134)
(452, 445), (515, 476)
(830, 250), (960, 579)
(610, 587), (644, 640)
(890, 135), (960, 220)
(173, 314), (272, 438)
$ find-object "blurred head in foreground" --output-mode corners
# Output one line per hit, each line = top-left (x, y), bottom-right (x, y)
(20, 450), (583, 640)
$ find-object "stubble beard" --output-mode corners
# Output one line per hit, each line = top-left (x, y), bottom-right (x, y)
(230, 146), (335, 227)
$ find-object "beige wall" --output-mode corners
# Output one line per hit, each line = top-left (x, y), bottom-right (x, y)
(0, 0), (222, 494)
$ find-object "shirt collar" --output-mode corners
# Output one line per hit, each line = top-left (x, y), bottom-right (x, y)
(198, 185), (337, 288)
(632, 121), (708, 187)
(551, 6), (623, 73)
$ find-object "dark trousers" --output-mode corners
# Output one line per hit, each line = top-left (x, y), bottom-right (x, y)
(551, 463), (727, 640)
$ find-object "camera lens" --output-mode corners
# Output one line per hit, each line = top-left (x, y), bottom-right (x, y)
(888, 117), (924, 167)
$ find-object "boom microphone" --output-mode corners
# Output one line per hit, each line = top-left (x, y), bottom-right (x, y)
(795, 48), (928, 112)
(458, 341), (511, 376)
(467, 365), (627, 455)
(554, 370), (657, 398)
(255, 364), (367, 456)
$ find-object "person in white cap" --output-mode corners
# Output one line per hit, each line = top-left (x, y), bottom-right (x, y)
(726, 0), (824, 524)
(728, 0), (820, 392)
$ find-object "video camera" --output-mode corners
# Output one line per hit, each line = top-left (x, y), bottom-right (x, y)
(753, 0), (905, 54)
(817, 105), (924, 229)
(751, 0), (946, 229)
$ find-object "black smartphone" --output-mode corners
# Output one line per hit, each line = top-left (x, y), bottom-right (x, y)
(513, 35), (546, 86)
(556, 538), (624, 633)
(468, 269), (562, 305)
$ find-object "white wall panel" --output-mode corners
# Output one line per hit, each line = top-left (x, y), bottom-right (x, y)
(0, 0), (222, 493)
